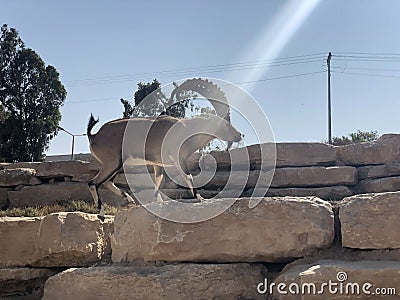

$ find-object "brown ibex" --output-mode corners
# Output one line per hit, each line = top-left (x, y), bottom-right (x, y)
(87, 79), (242, 219)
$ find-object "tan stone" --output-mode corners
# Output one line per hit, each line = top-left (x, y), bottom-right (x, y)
(275, 142), (336, 167)
(0, 267), (57, 299)
(112, 197), (334, 263)
(358, 176), (400, 194)
(270, 166), (357, 187)
(251, 186), (353, 200)
(273, 260), (400, 300)
(43, 264), (267, 300)
(190, 142), (336, 170)
(8, 182), (128, 208)
(136, 186), (352, 202)
(0, 161), (96, 182)
(0, 212), (114, 267)
(0, 168), (37, 187)
(159, 167), (357, 193)
(358, 162), (400, 179)
(134, 188), (244, 201)
(197, 167), (356, 190)
(336, 134), (400, 166)
(340, 192), (400, 249)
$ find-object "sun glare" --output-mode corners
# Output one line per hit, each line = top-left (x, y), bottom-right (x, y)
(234, 0), (322, 91)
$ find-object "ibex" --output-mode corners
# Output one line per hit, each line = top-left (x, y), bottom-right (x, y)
(87, 79), (242, 219)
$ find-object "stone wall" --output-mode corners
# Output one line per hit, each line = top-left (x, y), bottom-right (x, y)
(1, 134), (400, 298)
(2, 133), (400, 211)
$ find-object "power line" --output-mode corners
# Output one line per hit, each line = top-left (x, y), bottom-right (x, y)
(333, 54), (400, 63)
(64, 54), (326, 87)
(335, 52), (400, 57)
(65, 70), (326, 104)
(232, 70), (326, 85)
(65, 59), (325, 87)
(332, 66), (400, 72)
(332, 70), (400, 79)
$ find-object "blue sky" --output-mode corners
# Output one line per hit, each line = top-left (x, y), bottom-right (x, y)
(2, 0), (400, 155)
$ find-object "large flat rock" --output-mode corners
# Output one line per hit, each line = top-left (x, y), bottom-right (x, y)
(270, 166), (357, 188)
(0, 168), (39, 187)
(358, 176), (400, 194)
(0, 267), (57, 299)
(336, 134), (400, 166)
(261, 186), (353, 200)
(0, 161), (96, 182)
(193, 142), (336, 170)
(340, 192), (400, 249)
(358, 162), (400, 180)
(0, 212), (113, 267)
(156, 167), (357, 193)
(112, 197), (334, 263)
(43, 263), (267, 300)
(272, 260), (400, 299)
(8, 182), (127, 208)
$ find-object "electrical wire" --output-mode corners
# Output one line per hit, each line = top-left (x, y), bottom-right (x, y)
(64, 54), (326, 87)
(331, 70), (400, 79)
(65, 70), (326, 104)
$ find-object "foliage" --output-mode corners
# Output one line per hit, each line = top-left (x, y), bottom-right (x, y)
(0, 24), (66, 162)
(332, 130), (379, 146)
(120, 79), (194, 118)
(0, 200), (119, 217)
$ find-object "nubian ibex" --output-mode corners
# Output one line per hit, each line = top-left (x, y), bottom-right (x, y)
(87, 79), (242, 219)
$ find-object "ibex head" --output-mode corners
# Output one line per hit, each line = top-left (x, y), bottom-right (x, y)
(213, 117), (242, 147)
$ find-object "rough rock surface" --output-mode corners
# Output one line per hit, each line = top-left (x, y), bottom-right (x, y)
(0, 268), (58, 299)
(270, 166), (357, 187)
(273, 260), (400, 299)
(336, 134), (400, 166)
(194, 142), (336, 170)
(259, 186), (353, 200)
(340, 192), (400, 249)
(0, 168), (38, 187)
(112, 197), (334, 263)
(43, 263), (267, 300)
(0, 212), (114, 267)
(358, 162), (400, 180)
(275, 142), (336, 167)
(8, 182), (128, 208)
(157, 167), (357, 192)
(0, 160), (96, 182)
(358, 176), (400, 194)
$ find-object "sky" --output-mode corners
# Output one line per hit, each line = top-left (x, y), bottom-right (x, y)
(1, 0), (400, 155)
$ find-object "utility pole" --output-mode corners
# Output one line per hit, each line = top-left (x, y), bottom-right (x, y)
(57, 127), (86, 160)
(327, 52), (332, 144)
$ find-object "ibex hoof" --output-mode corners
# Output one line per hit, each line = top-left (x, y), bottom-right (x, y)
(98, 207), (105, 221)
(155, 194), (164, 203)
(196, 194), (205, 201)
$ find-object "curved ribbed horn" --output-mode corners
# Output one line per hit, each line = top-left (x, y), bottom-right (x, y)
(170, 78), (231, 122)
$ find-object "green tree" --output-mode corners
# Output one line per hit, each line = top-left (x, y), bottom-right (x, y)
(0, 24), (66, 162)
(332, 130), (379, 146)
(120, 79), (191, 118)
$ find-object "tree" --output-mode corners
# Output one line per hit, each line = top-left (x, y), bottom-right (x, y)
(332, 130), (379, 146)
(0, 24), (66, 162)
(120, 79), (191, 118)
